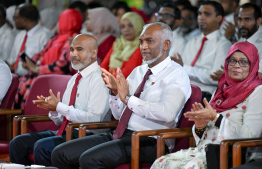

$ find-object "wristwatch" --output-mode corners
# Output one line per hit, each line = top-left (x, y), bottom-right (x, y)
(125, 94), (132, 105)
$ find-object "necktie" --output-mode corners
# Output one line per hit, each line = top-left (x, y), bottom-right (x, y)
(191, 37), (208, 66)
(14, 34), (28, 70)
(56, 73), (82, 136)
(113, 69), (152, 140)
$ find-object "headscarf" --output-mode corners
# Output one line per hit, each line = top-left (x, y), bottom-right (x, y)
(109, 12), (145, 68)
(40, 7), (60, 30)
(210, 42), (262, 112)
(40, 9), (83, 65)
(88, 7), (120, 45)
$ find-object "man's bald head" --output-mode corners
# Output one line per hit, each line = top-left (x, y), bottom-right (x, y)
(70, 34), (98, 71)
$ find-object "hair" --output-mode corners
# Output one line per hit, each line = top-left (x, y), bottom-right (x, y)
(86, 2), (103, 9)
(141, 22), (173, 51)
(110, 1), (131, 13)
(161, 3), (181, 20)
(18, 4), (39, 22)
(240, 3), (261, 20)
(69, 1), (88, 14)
(232, 0), (240, 6)
(182, 5), (198, 19)
(200, 1), (225, 17)
(174, 0), (192, 8)
(0, 4), (6, 19)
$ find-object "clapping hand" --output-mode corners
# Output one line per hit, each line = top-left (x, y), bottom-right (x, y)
(33, 89), (60, 111)
(116, 68), (129, 104)
(101, 68), (118, 95)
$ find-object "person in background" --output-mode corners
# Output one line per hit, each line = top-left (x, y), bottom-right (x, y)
(100, 12), (144, 78)
(173, 1), (232, 102)
(0, 4), (15, 62)
(111, 1), (132, 24)
(169, 5), (200, 57)
(15, 9), (83, 109)
(9, 34), (110, 166)
(40, 7), (59, 35)
(151, 41), (262, 169)
(174, 0), (192, 11)
(86, 7), (120, 63)
(6, 4), (51, 76)
(0, 60), (12, 105)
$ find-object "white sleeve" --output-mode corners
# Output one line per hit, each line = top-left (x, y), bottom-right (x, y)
(0, 62), (12, 102)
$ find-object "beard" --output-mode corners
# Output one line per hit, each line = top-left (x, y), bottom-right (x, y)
(239, 25), (257, 39)
(71, 55), (92, 71)
(142, 48), (163, 65)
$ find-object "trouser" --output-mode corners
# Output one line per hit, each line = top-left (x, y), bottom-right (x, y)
(9, 129), (85, 166)
(52, 129), (160, 169)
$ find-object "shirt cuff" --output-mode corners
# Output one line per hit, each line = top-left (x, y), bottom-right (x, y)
(127, 96), (145, 117)
(56, 102), (68, 116)
(49, 111), (58, 117)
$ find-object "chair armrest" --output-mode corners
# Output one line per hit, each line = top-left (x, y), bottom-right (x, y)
(233, 139), (262, 167)
(78, 121), (119, 138)
(20, 115), (51, 134)
(156, 128), (193, 158)
(131, 128), (192, 169)
(13, 115), (41, 137)
(66, 123), (83, 141)
(0, 109), (22, 115)
(220, 138), (262, 169)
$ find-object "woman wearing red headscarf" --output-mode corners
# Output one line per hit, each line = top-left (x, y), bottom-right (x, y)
(151, 42), (262, 169)
(16, 9), (83, 109)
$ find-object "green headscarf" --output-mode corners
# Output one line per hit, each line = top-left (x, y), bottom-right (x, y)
(109, 12), (145, 68)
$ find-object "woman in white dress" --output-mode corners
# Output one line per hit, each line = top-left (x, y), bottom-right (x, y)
(151, 41), (262, 169)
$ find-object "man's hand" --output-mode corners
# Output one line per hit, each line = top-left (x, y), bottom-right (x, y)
(33, 89), (60, 111)
(25, 57), (38, 73)
(223, 21), (235, 40)
(101, 68), (118, 95)
(210, 65), (224, 81)
(171, 53), (183, 66)
(116, 68), (129, 104)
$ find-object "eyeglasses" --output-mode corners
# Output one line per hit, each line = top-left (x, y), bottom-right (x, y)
(226, 59), (250, 67)
(155, 13), (175, 20)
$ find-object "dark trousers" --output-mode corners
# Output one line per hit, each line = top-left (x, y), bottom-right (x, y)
(231, 161), (262, 169)
(9, 129), (83, 166)
(51, 129), (158, 169)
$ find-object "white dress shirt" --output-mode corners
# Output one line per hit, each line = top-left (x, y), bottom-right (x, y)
(238, 29), (262, 73)
(0, 23), (15, 61)
(182, 30), (232, 94)
(193, 85), (262, 162)
(0, 60), (12, 105)
(49, 61), (111, 134)
(110, 57), (191, 151)
(170, 28), (201, 56)
(7, 23), (52, 76)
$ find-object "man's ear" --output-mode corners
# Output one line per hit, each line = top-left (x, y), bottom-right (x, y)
(163, 40), (171, 51)
(216, 15), (223, 25)
(256, 17), (262, 27)
(91, 49), (98, 59)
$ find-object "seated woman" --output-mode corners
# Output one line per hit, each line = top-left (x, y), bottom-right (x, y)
(86, 7), (120, 63)
(100, 12), (145, 78)
(16, 9), (83, 109)
(151, 42), (262, 169)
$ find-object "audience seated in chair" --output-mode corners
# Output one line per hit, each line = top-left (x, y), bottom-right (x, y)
(6, 3), (52, 76)
(151, 41), (262, 169)
(51, 22), (191, 169)
(100, 12), (145, 78)
(15, 9), (83, 109)
(9, 34), (110, 166)
(86, 7), (120, 63)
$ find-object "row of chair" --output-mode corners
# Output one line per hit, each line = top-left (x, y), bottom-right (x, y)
(0, 74), (261, 169)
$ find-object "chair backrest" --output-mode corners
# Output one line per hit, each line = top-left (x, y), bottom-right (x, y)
(173, 84), (202, 152)
(23, 74), (72, 133)
(0, 73), (19, 109)
(0, 74), (19, 141)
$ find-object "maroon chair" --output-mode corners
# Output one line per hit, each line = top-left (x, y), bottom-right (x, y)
(78, 84), (202, 169)
(0, 74), (71, 162)
(0, 74), (19, 161)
